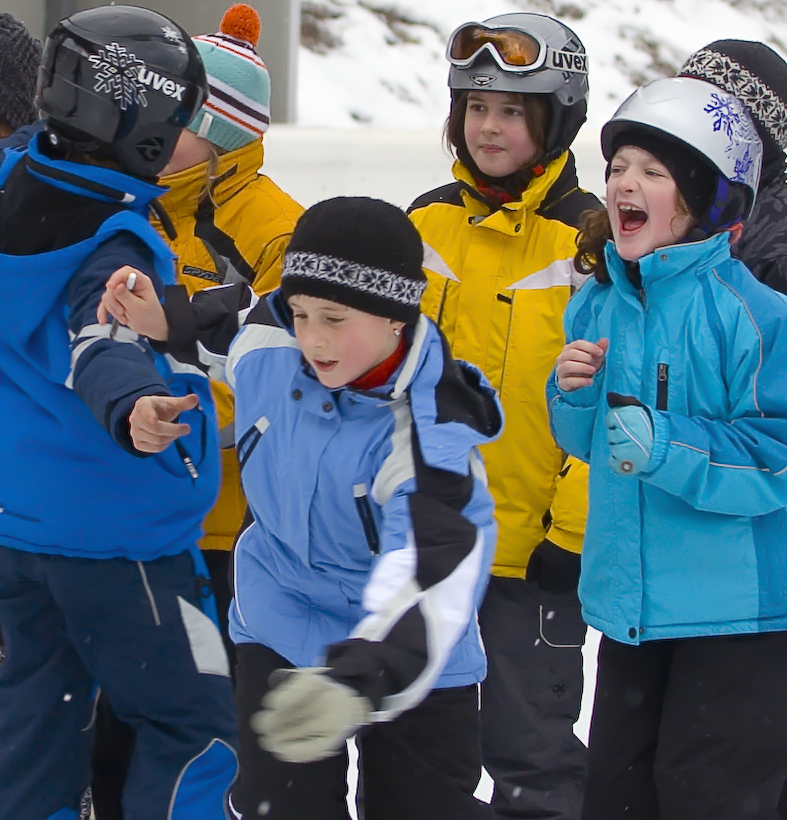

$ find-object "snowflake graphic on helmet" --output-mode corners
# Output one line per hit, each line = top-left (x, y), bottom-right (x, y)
(733, 146), (757, 183)
(704, 92), (758, 179)
(161, 26), (184, 43)
(705, 93), (745, 140)
(88, 43), (147, 111)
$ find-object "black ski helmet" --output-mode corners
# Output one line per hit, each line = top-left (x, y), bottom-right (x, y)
(447, 13), (589, 161)
(37, 5), (208, 178)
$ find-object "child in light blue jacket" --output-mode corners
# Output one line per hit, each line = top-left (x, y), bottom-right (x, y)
(100, 196), (503, 820)
(547, 77), (787, 820)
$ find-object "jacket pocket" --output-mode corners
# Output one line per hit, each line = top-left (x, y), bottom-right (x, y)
(353, 483), (380, 554)
(237, 416), (270, 473)
(538, 600), (585, 648)
(656, 362), (669, 411)
(156, 405), (208, 480)
(0, 505), (40, 522)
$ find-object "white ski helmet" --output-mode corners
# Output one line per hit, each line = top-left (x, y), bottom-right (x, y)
(601, 76), (762, 231)
(446, 13), (589, 160)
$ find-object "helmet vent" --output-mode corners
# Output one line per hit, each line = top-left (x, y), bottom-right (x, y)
(136, 136), (165, 161)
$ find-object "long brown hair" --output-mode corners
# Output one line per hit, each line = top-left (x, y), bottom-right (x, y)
(445, 89), (551, 195)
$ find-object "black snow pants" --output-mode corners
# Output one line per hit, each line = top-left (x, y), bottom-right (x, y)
(582, 631), (787, 820)
(231, 642), (495, 820)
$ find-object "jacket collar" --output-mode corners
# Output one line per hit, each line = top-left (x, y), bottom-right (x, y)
(26, 131), (165, 213)
(451, 152), (571, 236)
(604, 232), (734, 296)
(157, 139), (265, 215)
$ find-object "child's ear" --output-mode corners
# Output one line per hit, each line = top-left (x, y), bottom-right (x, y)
(726, 222), (744, 246)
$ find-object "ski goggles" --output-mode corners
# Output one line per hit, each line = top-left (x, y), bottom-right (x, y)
(446, 23), (588, 74)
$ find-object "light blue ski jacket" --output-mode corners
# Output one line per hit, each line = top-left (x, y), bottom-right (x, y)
(547, 233), (787, 644)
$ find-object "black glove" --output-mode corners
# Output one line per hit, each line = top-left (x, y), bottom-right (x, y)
(526, 539), (581, 594)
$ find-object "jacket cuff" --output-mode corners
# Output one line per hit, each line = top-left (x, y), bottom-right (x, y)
(545, 526), (584, 554)
(643, 407), (669, 474)
(152, 285), (200, 368)
(557, 365), (605, 408)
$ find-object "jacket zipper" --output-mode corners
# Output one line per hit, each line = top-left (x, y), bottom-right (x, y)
(498, 290), (515, 397)
(435, 282), (449, 328)
(353, 484), (380, 554)
(0, 505), (40, 522)
(656, 363), (669, 411)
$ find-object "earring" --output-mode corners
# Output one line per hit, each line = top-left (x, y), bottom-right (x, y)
(393, 327), (401, 337)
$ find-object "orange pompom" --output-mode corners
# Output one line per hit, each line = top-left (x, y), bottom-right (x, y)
(219, 4), (261, 47)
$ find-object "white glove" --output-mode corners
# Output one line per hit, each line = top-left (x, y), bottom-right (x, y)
(251, 667), (372, 763)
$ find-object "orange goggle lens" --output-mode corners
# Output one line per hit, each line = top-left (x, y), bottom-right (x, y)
(449, 26), (543, 68)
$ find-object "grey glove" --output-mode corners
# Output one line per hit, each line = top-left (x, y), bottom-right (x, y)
(251, 667), (373, 763)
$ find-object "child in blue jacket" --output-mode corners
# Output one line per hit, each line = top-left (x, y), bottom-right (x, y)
(99, 195), (504, 820)
(0, 8), (237, 820)
(547, 76), (787, 820)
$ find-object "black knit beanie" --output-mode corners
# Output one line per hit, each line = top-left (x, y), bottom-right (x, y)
(0, 14), (42, 132)
(280, 197), (426, 325)
(608, 130), (717, 220)
(680, 40), (787, 171)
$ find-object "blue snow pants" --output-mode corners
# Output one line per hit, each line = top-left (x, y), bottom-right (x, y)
(0, 546), (238, 820)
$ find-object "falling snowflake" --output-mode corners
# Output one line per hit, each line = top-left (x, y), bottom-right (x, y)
(88, 42), (148, 111)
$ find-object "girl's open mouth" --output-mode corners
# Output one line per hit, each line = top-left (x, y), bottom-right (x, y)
(618, 204), (647, 233)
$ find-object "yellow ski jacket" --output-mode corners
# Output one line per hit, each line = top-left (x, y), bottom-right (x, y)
(409, 151), (599, 577)
(154, 140), (303, 551)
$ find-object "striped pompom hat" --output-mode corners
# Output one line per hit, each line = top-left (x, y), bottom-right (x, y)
(188, 4), (271, 151)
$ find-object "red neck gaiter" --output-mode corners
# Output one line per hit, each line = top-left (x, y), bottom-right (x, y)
(350, 335), (407, 390)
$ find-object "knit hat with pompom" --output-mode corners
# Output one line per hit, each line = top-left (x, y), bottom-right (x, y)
(188, 4), (271, 151)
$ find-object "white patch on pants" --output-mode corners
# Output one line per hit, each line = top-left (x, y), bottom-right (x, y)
(177, 596), (231, 677)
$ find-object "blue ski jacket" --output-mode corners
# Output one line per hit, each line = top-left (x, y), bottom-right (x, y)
(160, 283), (503, 719)
(547, 233), (787, 645)
(0, 133), (219, 560)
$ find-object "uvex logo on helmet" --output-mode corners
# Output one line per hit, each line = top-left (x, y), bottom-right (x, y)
(550, 50), (587, 73)
(89, 42), (186, 110)
(138, 67), (186, 101)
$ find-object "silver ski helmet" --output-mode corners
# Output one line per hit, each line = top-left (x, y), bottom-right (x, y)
(446, 13), (589, 160)
(601, 77), (762, 232)
(37, 5), (208, 178)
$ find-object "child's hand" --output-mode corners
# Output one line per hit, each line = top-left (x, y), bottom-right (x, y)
(556, 338), (609, 392)
(98, 266), (169, 341)
(129, 393), (198, 453)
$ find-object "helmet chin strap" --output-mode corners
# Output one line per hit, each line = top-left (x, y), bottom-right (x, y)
(47, 126), (104, 157)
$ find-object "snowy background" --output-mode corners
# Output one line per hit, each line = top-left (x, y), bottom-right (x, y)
(262, 0), (787, 207)
(294, 0), (787, 136)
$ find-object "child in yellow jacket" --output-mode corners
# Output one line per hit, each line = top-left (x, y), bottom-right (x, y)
(409, 13), (599, 819)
